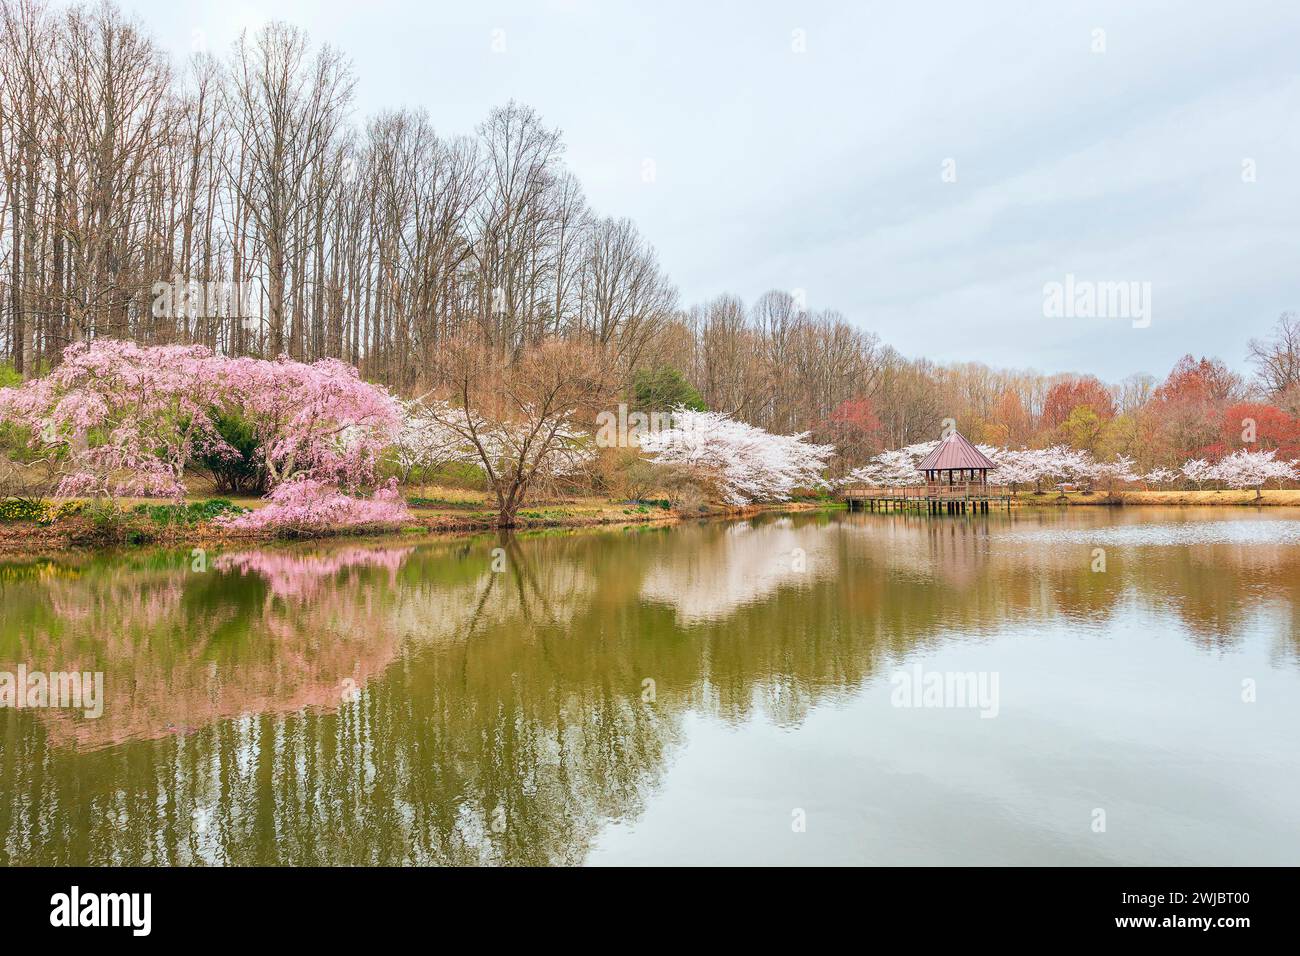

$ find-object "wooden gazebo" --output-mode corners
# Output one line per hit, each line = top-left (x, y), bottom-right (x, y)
(843, 429), (1010, 514)
(917, 430), (997, 495)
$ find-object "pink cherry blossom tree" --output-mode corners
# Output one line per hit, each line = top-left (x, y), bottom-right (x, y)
(0, 341), (400, 516)
(216, 476), (412, 533)
(0, 341), (232, 500)
(218, 355), (400, 491)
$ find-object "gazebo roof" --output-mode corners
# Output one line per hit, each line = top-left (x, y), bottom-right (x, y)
(917, 430), (997, 471)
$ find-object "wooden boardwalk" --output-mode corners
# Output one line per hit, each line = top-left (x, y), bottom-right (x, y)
(842, 482), (1011, 514)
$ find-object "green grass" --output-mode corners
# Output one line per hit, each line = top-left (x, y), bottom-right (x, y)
(131, 498), (248, 526)
(518, 508), (575, 521)
(406, 495), (484, 510)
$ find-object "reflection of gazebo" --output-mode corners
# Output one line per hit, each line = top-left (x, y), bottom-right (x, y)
(917, 430), (997, 494)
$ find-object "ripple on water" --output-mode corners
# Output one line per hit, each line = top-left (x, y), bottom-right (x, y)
(999, 519), (1300, 547)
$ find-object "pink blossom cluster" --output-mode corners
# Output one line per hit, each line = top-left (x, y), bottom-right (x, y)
(221, 355), (400, 489)
(0, 340), (400, 501)
(0, 340), (233, 499)
(215, 477), (412, 532)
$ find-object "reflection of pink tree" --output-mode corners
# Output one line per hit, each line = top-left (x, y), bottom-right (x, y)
(10, 546), (417, 752)
(214, 544), (414, 598)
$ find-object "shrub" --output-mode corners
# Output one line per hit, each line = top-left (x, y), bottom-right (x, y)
(0, 498), (83, 524)
(197, 414), (265, 494)
(85, 501), (131, 541)
(596, 447), (667, 501)
(670, 483), (709, 514)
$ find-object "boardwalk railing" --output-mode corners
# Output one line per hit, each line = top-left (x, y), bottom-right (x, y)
(842, 482), (994, 501)
(841, 481), (1012, 514)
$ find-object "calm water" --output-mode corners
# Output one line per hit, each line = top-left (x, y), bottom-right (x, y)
(1, 507), (1298, 866)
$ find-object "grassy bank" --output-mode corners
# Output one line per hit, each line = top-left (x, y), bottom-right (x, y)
(0, 486), (836, 556)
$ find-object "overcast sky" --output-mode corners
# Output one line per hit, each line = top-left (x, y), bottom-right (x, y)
(124, 0), (1300, 382)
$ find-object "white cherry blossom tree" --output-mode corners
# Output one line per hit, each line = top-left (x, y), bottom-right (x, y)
(639, 409), (833, 505)
(1180, 458), (1215, 489)
(394, 398), (477, 481)
(1211, 449), (1298, 498)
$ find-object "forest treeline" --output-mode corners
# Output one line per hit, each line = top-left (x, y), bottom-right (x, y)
(2, 0), (1298, 473)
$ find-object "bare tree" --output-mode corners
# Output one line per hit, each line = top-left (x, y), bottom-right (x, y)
(223, 21), (353, 357)
(0, 0), (53, 375)
(1248, 312), (1300, 397)
(577, 215), (675, 369)
(431, 331), (613, 527)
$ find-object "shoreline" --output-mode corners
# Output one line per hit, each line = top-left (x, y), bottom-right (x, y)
(0, 498), (836, 558)
(3, 489), (1299, 558)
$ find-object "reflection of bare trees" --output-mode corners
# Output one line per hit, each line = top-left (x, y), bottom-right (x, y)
(0, 535), (678, 865)
(388, 534), (598, 644)
(2, 510), (1298, 864)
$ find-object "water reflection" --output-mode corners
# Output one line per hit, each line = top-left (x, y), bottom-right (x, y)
(1, 507), (1298, 864)
(640, 518), (835, 624)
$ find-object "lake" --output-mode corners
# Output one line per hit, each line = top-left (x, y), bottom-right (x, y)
(1, 507), (1298, 865)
